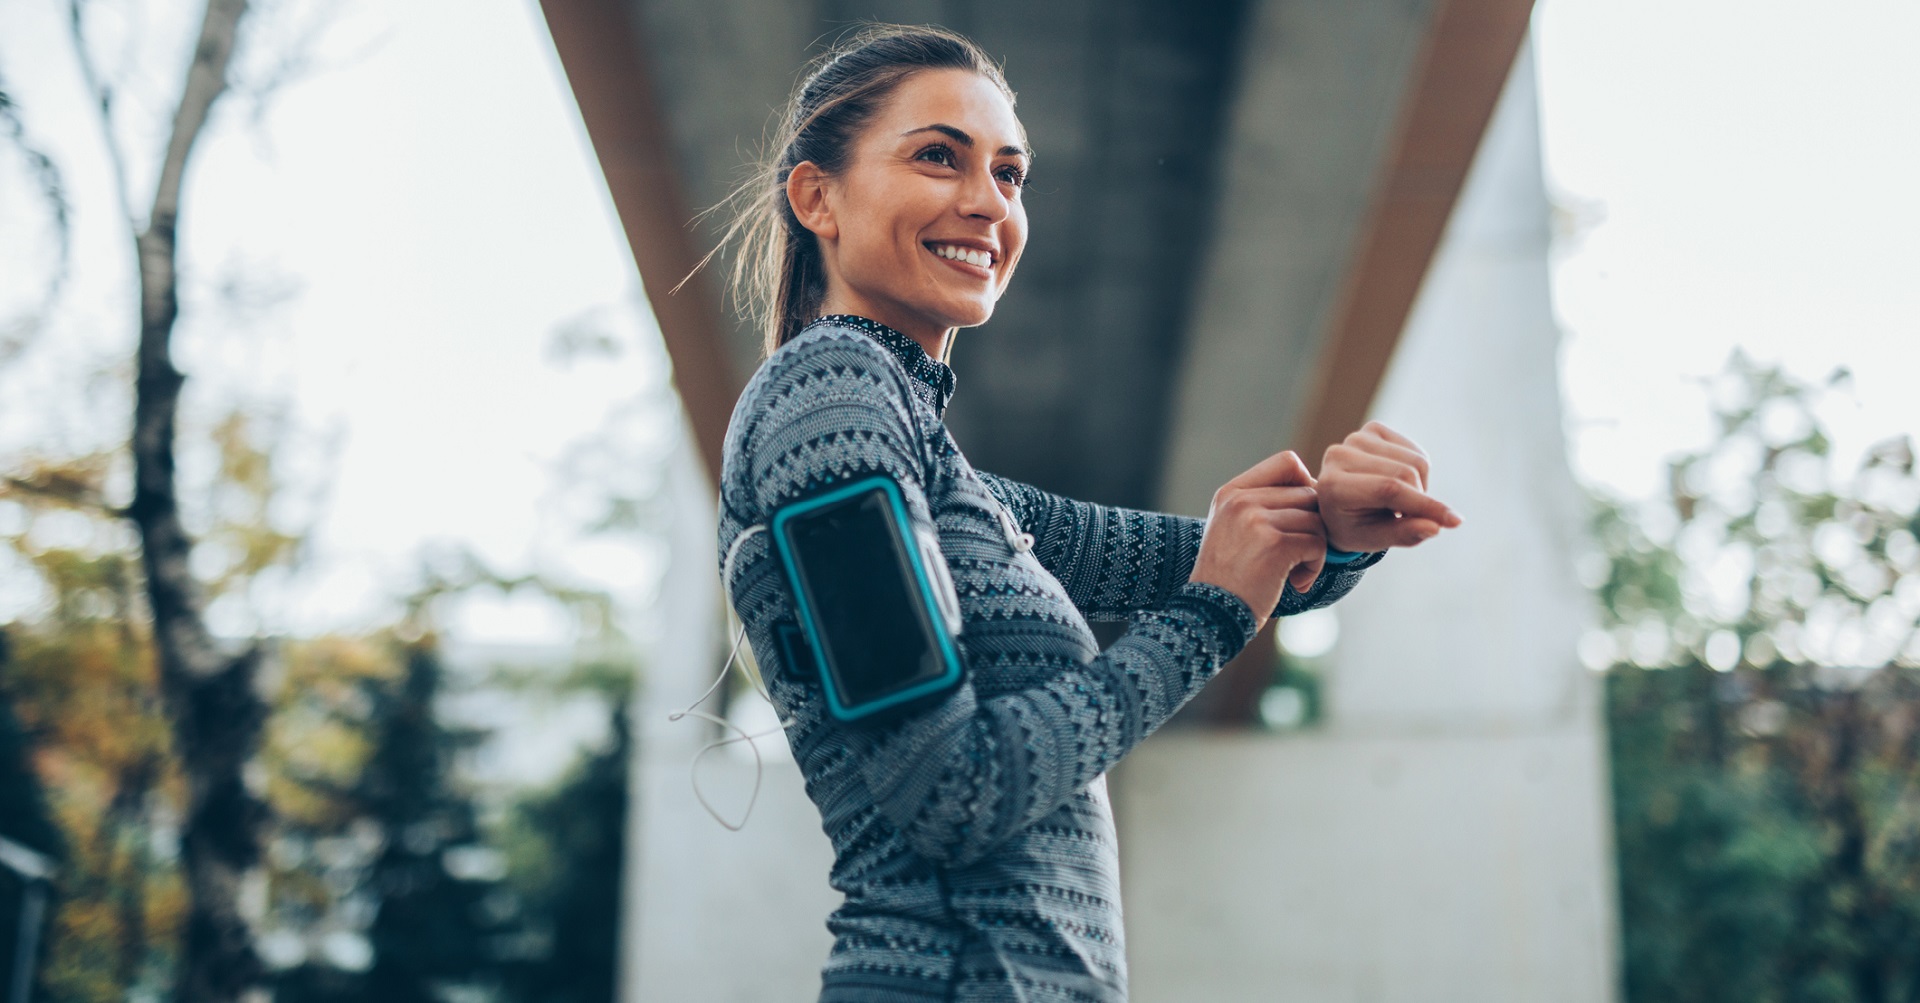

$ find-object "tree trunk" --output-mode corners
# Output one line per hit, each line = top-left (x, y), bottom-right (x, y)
(115, 2), (267, 1000)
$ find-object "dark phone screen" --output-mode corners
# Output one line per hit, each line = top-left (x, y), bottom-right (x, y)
(785, 489), (948, 708)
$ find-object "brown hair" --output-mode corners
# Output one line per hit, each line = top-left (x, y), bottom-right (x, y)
(685, 24), (1015, 359)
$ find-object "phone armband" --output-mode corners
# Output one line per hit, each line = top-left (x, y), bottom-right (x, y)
(768, 475), (964, 723)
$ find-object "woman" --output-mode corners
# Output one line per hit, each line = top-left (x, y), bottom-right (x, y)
(709, 25), (1459, 1002)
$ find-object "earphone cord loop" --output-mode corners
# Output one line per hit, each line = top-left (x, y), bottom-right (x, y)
(666, 524), (794, 831)
(671, 619), (787, 832)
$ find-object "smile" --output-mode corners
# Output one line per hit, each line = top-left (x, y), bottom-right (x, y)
(925, 241), (995, 270)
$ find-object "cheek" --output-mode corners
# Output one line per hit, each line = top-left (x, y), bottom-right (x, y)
(835, 173), (913, 256)
(997, 216), (1029, 288)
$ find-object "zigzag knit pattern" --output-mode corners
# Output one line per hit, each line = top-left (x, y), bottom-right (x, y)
(716, 315), (1382, 1002)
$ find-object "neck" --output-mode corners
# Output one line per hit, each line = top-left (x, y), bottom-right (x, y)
(818, 290), (954, 364)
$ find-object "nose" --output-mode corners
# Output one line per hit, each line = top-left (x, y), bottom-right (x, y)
(955, 165), (1011, 224)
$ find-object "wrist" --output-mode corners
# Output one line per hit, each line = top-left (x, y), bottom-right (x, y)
(1323, 523), (1369, 559)
(1324, 544), (1367, 564)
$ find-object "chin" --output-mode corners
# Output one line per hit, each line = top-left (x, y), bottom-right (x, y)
(936, 299), (996, 330)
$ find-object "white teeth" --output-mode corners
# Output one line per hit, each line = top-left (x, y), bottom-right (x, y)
(931, 243), (991, 267)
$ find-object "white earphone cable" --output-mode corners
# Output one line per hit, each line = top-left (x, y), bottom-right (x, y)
(668, 524), (795, 831)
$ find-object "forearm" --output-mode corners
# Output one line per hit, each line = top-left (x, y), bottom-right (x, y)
(976, 468), (1383, 621)
(976, 469), (1205, 619)
(851, 579), (1256, 865)
(1277, 547), (1385, 615)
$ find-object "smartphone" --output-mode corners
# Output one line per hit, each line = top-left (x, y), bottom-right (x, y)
(770, 474), (964, 723)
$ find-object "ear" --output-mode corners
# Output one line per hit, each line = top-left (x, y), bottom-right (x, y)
(786, 161), (838, 241)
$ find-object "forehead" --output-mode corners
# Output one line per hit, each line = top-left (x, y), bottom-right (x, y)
(872, 68), (1027, 152)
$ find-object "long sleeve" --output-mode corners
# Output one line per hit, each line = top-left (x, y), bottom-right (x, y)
(974, 468), (1383, 622)
(727, 331), (1258, 867)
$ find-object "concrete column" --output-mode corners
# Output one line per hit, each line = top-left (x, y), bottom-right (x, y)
(1115, 39), (1620, 1002)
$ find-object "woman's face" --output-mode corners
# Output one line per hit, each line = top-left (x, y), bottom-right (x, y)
(796, 68), (1030, 342)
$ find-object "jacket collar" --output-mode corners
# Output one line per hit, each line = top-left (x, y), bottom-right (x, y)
(811, 314), (957, 418)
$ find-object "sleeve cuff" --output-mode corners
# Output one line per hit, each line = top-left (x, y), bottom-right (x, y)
(1165, 581), (1260, 658)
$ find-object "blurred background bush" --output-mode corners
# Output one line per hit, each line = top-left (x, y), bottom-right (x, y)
(1593, 356), (1920, 1001)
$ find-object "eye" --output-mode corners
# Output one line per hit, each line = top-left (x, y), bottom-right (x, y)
(914, 143), (957, 168)
(995, 164), (1029, 189)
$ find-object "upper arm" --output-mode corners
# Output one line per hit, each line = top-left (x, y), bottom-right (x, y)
(740, 333), (933, 521)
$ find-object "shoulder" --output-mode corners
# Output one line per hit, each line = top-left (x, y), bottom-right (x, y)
(777, 318), (907, 377)
(719, 321), (927, 512)
(733, 321), (915, 429)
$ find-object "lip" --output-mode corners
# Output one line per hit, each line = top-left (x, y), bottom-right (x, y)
(923, 238), (998, 278)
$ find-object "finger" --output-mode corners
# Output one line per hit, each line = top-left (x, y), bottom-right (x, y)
(1338, 438), (1430, 488)
(1268, 508), (1327, 535)
(1346, 475), (1461, 526)
(1227, 449), (1314, 490)
(1363, 421), (1424, 453)
(1367, 514), (1443, 545)
(1288, 555), (1324, 593)
(1236, 485), (1319, 513)
(1280, 530), (1326, 591)
(1325, 448), (1425, 490)
(1383, 517), (1445, 547)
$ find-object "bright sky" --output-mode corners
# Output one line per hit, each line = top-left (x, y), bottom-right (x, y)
(1536, 0), (1920, 499)
(1, 0), (1916, 642)
(0, 0), (669, 640)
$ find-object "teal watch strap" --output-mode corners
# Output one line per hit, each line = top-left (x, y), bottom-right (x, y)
(1324, 546), (1368, 564)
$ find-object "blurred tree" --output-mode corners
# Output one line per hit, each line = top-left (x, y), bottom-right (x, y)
(38, 1), (277, 998)
(264, 560), (630, 1003)
(0, 630), (63, 864)
(0, 628), (64, 1003)
(2, 448), (635, 1003)
(1591, 353), (1920, 1002)
(0, 413), (312, 1002)
(495, 668), (631, 1003)
(6, 7), (654, 998)
(0, 68), (71, 360)
(354, 641), (514, 1003)
(1, 457), (185, 1002)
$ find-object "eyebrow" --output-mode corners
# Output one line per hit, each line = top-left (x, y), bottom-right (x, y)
(901, 123), (1033, 160)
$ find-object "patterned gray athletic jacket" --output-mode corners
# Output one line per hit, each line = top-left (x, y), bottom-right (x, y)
(716, 315), (1382, 1002)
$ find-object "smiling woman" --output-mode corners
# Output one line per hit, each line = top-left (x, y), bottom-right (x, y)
(699, 26), (1031, 364)
(695, 23), (1456, 1003)
(783, 74), (1031, 364)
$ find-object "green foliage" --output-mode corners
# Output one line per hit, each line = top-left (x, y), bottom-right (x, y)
(1, 456), (186, 1002)
(1594, 353), (1920, 1002)
(496, 697), (629, 1003)
(0, 631), (66, 859)
(2, 433), (636, 1003)
(0, 628), (63, 1003)
(259, 624), (633, 1003)
(355, 644), (515, 1003)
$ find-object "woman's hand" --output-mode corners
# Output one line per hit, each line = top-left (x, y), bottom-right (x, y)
(1189, 450), (1326, 635)
(1318, 421), (1461, 553)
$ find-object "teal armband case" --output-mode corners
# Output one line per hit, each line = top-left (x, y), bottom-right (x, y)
(769, 475), (965, 723)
